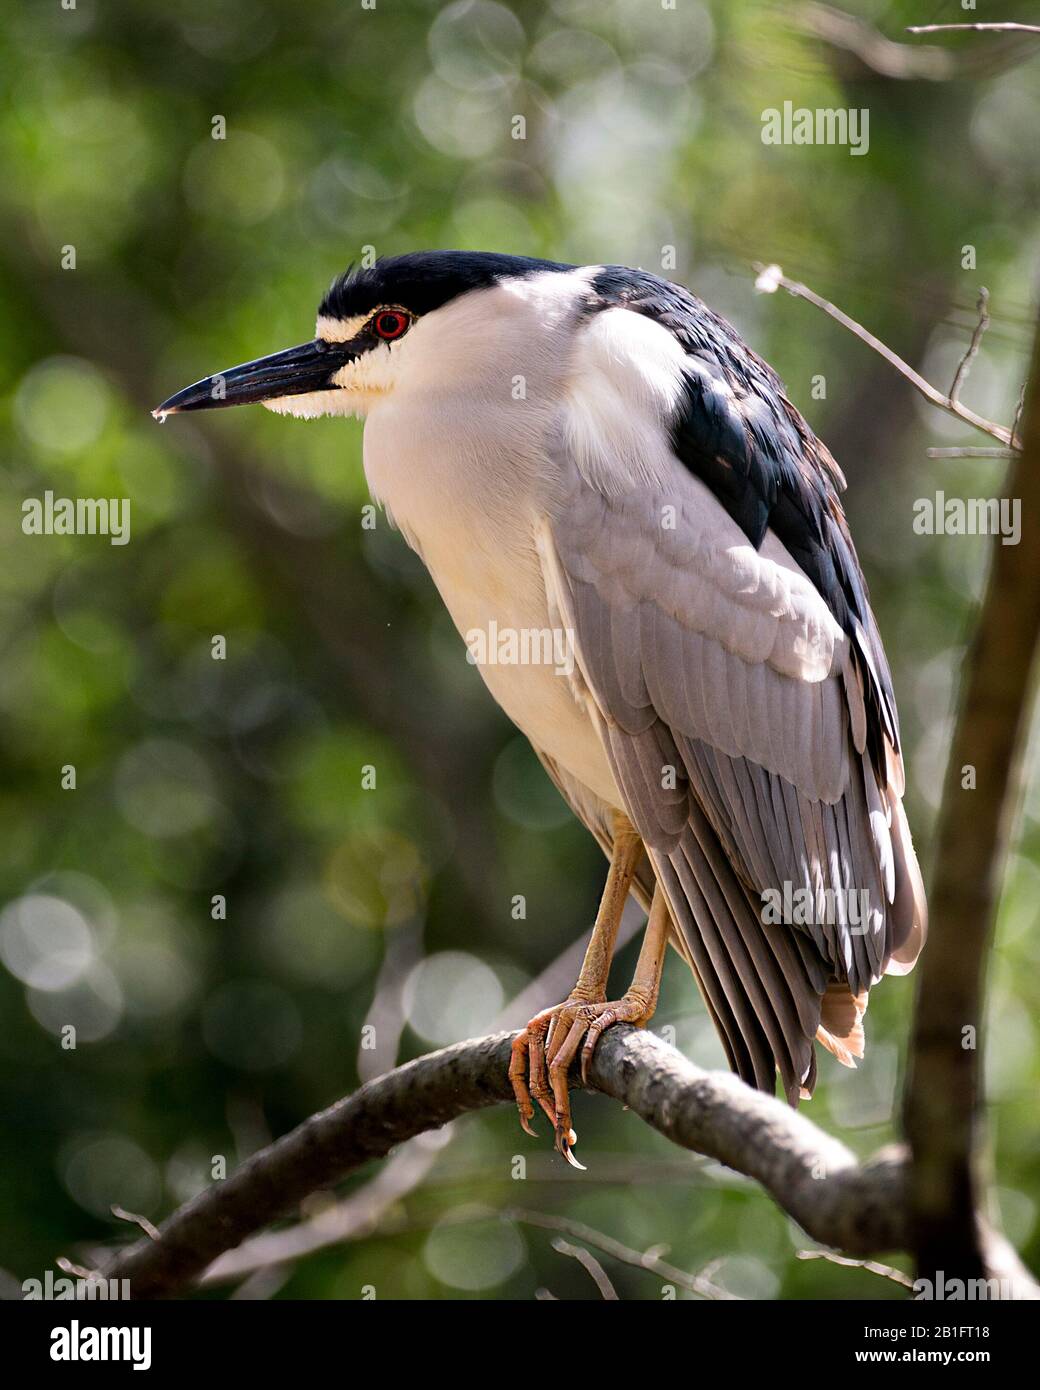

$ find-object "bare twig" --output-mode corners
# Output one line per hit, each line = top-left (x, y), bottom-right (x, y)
(907, 24), (1040, 37)
(1012, 386), (1027, 449)
(796, 1248), (914, 1289)
(201, 1151), (710, 1287)
(926, 447), (1015, 459)
(753, 263), (1016, 446)
(229, 1266), (292, 1301)
(111, 1207), (162, 1242)
(494, 1206), (731, 1300)
(949, 289), (990, 405)
(353, 1202), (730, 1299)
(798, 3), (1037, 79)
(356, 918), (423, 1083)
(551, 1238), (620, 1299)
(797, 2), (956, 79)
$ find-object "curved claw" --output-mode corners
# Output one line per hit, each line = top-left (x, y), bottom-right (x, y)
(509, 1030), (542, 1136)
(555, 1121), (584, 1170)
(559, 1135), (586, 1171)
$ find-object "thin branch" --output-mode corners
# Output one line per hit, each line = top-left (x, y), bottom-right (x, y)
(796, 1248), (914, 1289)
(904, 311), (1040, 1284)
(356, 918), (423, 1084)
(753, 263), (1015, 446)
(494, 1206), (731, 1301)
(1012, 385), (1027, 449)
(907, 24), (1040, 37)
(111, 1207), (161, 1242)
(551, 1239), (620, 1299)
(926, 447), (1015, 459)
(949, 289), (990, 405)
(797, 3), (1038, 80)
(229, 1266), (291, 1302)
(797, 2), (957, 80)
(201, 1151), (711, 1288)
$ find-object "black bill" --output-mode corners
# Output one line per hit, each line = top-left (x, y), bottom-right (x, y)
(152, 339), (356, 417)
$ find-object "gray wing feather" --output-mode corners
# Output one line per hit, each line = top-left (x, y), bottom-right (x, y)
(540, 452), (925, 1096)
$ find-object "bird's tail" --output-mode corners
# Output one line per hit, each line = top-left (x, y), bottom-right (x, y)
(649, 800), (830, 1105)
(649, 776), (926, 1103)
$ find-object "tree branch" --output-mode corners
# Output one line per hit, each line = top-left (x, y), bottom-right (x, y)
(796, 4), (1040, 80)
(98, 1026), (903, 1299)
(94, 1025), (1037, 1300)
(903, 311), (1040, 1281)
(796, 3), (960, 80)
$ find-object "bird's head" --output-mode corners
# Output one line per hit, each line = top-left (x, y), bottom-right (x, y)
(153, 250), (580, 423)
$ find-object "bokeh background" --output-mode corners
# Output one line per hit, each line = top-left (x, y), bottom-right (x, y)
(2, 0), (1039, 1301)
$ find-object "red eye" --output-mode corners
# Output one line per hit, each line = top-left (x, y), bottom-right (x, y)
(373, 310), (410, 341)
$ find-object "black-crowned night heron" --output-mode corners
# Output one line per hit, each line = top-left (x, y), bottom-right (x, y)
(155, 251), (926, 1166)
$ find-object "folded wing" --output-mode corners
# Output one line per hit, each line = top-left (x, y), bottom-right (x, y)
(538, 295), (925, 1099)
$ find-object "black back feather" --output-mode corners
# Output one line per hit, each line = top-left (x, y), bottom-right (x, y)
(590, 265), (900, 779)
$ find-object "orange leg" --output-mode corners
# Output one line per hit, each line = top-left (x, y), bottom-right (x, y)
(510, 817), (668, 1167)
(545, 885), (671, 1146)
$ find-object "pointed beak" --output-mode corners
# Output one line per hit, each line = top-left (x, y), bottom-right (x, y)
(152, 339), (355, 418)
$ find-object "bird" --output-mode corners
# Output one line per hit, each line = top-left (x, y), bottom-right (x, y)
(154, 250), (927, 1167)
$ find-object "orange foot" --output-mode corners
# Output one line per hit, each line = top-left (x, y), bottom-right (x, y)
(508, 995), (653, 1169)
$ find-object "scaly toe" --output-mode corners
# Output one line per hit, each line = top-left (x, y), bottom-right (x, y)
(580, 1009), (618, 1083)
(509, 1032), (540, 1135)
